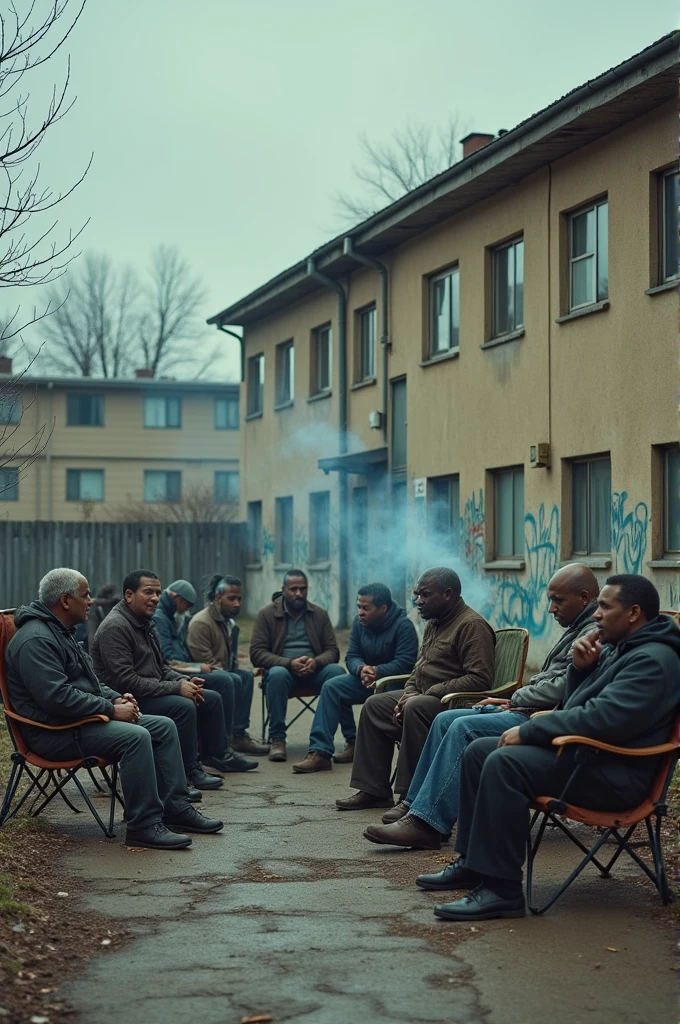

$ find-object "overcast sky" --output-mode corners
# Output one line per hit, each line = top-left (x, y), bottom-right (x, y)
(18, 0), (676, 379)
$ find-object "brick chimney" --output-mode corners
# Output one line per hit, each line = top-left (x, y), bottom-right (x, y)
(461, 132), (495, 158)
(135, 368), (153, 379)
(0, 356), (12, 375)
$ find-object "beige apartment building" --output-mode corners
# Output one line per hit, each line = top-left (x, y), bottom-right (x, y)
(0, 366), (240, 521)
(209, 35), (679, 662)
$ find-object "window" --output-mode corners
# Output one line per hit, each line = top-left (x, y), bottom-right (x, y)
(275, 496), (294, 564)
(247, 354), (264, 416)
(214, 396), (239, 429)
(214, 471), (239, 503)
(494, 467), (524, 558)
(569, 199), (608, 310)
(309, 491), (330, 562)
(572, 456), (611, 555)
(660, 169), (679, 283)
(67, 393), (104, 426)
(0, 394), (21, 425)
(428, 475), (460, 543)
(66, 469), (104, 502)
(144, 396), (181, 429)
(351, 486), (368, 575)
(429, 266), (460, 356)
(143, 470), (181, 503)
(0, 467), (18, 501)
(357, 306), (376, 381)
(493, 237), (524, 336)
(275, 341), (295, 407)
(663, 447), (680, 555)
(247, 500), (262, 564)
(311, 324), (332, 394)
(391, 378), (407, 472)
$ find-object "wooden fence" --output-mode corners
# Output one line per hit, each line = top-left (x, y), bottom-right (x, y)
(0, 521), (247, 607)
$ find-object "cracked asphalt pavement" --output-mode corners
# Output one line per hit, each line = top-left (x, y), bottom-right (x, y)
(49, 707), (675, 1024)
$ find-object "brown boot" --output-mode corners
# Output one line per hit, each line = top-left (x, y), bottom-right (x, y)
(332, 743), (355, 764)
(363, 815), (444, 850)
(232, 732), (270, 756)
(382, 799), (410, 824)
(268, 740), (287, 762)
(335, 791), (394, 811)
(292, 750), (332, 774)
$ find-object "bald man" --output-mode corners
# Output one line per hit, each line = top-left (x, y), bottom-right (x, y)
(364, 563), (600, 850)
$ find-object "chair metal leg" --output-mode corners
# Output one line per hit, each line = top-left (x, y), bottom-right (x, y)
(261, 686), (269, 744)
(5, 765), (45, 822)
(648, 814), (673, 904)
(528, 817), (614, 915)
(0, 758), (23, 825)
(69, 771), (116, 839)
(86, 765), (105, 792)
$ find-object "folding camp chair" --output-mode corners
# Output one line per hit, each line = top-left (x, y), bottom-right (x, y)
(0, 611), (122, 839)
(660, 609), (680, 626)
(257, 668), (322, 743)
(525, 713), (680, 914)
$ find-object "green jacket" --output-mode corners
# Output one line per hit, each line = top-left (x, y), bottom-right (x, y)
(5, 603), (121, 739)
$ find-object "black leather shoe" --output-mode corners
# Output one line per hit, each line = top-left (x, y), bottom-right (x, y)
(203, 750), (258, 773)
(126, 822), (192, 850)
(189, 769), (224, 790)
(434, 885), (526, 921)
(163, 806), (224, 834)
(187, 787), (203, 803)
(416, 856), (481, 891)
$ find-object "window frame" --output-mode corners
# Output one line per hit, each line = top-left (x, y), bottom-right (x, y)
(427, 474), (460, 544)
(311, 324), (332, 396)
(247, 500), (263, 565)
(246, 354), (265, 417)
(309, 490), (331, 563)
(0, 394), (21, 425)
(663, 446), (680, 556)
(214, 470), (239, 504)
(660, 168), (679, 284)
(570, 455), (612, 556)
(0, 466), (19, 501)
(568, 198), (608, 311)
(275, 340), (295, 408)
(143, 470), (182, 503)
(492, 236), (524, 337)
(428, 265), (460, 358)
(66, 393), (104, 427)
(66, 468), (105, 503)
(143, 395), (182, 429)
(493, 466), (525, 560)
(356, 305), (376, 382)
(275, 495), (294, 565)
(214, 396), (239, 430)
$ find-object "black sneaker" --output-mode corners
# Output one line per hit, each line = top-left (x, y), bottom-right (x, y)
(189, 769), (224, 790)
(163, 806), (224, 834)
(126, 822), (192, 850)
(203, 750), (258, 773)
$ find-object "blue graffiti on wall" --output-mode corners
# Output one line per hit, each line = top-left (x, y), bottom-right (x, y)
(491, 505), (560, 638)
(262, 528), (275, 560)
(611, 492), (648, 574)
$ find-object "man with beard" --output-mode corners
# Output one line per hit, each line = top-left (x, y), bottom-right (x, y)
(249, 570), (344, 762)
(292, 582), (419, 773)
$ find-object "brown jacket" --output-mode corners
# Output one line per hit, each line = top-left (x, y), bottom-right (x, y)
(186, 603), (234, 671)
(91, 601), (185, 698)
(249, 595), (340, 671)
(404, 597), (495, 702)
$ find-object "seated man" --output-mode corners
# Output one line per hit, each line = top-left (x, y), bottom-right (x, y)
(292, 582), (419, 773)
(249, 570), (345, 762)
(419, 574), (680, 922)
(4, 567), (222, 849)
(186, 574), (268, 757)
(336, 567), (495, 812)
(154, 577), (260, 770)
(364, 563), (599, 848)
(92, 569), (232, 792)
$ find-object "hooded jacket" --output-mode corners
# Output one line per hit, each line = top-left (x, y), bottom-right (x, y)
(249, 594), (339, 671)
(519, 614), (680, 796)
(153, 591), (193, 665)
(345, 603), (419, 680)
(5, 603), (121, 739)
(91, 600), (185, 698)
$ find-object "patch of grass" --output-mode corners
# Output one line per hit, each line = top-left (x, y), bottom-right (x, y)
(0, 872), (34, 919)
(0, 723), (12, 789)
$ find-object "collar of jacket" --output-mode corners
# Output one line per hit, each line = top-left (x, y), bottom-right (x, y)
(158, 590), (178, 622)
(273, 595), (318, 619)
(568, 599), (599, 633)
(116, 599), (153, 632)
(431, 594), (466, 628)
(207, 601), (232, 628)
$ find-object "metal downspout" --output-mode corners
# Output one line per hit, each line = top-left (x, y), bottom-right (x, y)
(217, 324), (245, 382)
(342, 237), (389, 440)
(306, 258), (349, 628)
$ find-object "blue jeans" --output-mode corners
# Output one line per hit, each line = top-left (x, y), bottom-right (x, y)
(406, 707), (529, 834)
(265, 664), (346, 741)
(198, 669), (254, 740)
(308, 672), (371, 756)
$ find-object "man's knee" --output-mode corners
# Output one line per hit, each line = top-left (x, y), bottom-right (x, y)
(464, 736), (506, 776)
(402, 694), (440, 721)
(141, 714), (179, 744)
(208, 670), (237, 692)
(200, 689), (223, 713)
(163, 695), (197, 727)
(267, 666), (292, 690)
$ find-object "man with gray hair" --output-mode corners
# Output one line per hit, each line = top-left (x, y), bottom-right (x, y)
(4, 568), (223, 850)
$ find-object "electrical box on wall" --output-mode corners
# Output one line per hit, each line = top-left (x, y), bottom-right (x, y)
(369, 410), (382, 429)
(413, 478), (426, 499)
(530, 443), (550, 468)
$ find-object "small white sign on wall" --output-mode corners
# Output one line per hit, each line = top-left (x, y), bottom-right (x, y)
(413, 478), (426, 500)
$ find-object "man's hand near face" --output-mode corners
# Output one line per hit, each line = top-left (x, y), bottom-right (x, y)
(572, 629), (603, 672)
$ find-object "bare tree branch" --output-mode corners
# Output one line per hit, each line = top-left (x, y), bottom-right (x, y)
(138, 245), (208, 377)
(110, 486), (239, 524)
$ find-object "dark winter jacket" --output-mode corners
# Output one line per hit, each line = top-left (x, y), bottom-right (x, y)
(91, 600), (185, 698)
(519, 615), (680, 798)
(345, 603), (419, 680)
(249, 595), (339, 671)
(186, 602), (240, 672)
(153, 591), (192, 664)
(5, 603), (121, 742)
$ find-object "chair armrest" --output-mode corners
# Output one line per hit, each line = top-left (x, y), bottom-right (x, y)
(374, 674), (409, 694)
(530, 710), (553, 718)
(552, 735), (680, 757)
(4, 708), (110, 731)
(441, 681), (518, 705)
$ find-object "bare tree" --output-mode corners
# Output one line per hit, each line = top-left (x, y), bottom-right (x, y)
(335, 116), (462, 222)
(139, 245), (209, 377)
(110, 486), (238, 524)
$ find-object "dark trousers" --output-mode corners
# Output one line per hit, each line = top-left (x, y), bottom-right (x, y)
(455, 737), (649, 882)
(136, 690), (226, 777)
(350, 690), (444, 799)
(28, 715), (190, 832)
(197, 668), (254, 739)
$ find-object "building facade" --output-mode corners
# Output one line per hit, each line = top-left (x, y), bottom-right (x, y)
(209, 36), (679, 663)
(0, 368), (240, 521)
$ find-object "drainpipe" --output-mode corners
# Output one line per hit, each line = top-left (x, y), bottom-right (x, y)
(306, 257), (349, 628)
(342, 237), (389, 441)
(46, 381), (53, 522)
(217, 324), (245, 382)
